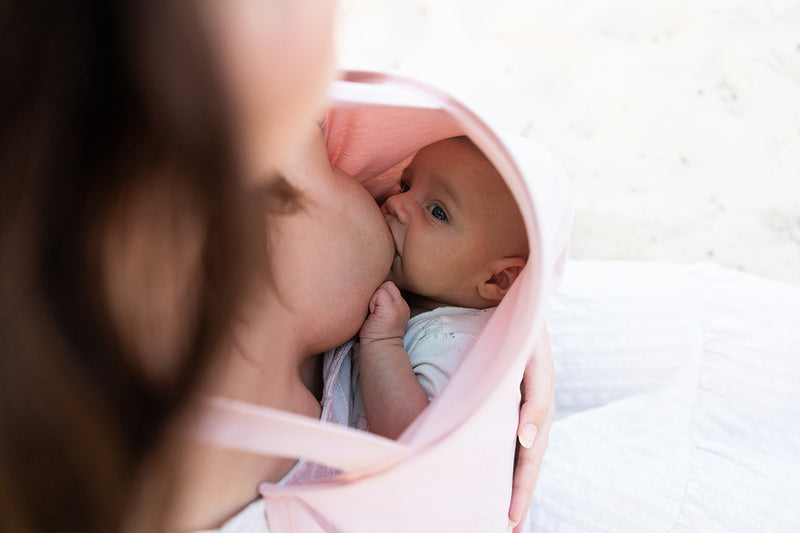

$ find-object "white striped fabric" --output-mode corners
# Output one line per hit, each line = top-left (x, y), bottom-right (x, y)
(531, 260), (800, 532)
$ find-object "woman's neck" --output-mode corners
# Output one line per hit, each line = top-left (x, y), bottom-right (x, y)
(202, 300), (322, 418)
(165, 305), (324, 532)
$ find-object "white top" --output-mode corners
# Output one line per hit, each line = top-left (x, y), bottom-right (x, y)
(403, 306), (495, 399)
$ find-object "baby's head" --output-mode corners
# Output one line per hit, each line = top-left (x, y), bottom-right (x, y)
(382, 136), (528, 310)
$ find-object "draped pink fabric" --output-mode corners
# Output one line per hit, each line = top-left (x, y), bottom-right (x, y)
(194, 71), (573, 532)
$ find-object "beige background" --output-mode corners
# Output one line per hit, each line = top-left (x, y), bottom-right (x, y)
(336, 0), (800, 287)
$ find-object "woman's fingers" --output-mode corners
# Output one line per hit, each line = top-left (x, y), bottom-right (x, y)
(510, 402), (553, 531)
(509, 327), (555, 531)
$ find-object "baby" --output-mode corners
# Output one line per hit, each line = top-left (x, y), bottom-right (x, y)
(356, 136), (528, 439)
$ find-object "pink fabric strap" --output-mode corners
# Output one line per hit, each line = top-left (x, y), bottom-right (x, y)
(262, 496), (337, 533)
(190, 397), (408, 473)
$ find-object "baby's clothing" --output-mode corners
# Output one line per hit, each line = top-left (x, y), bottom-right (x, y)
(351, 306), (494, 431)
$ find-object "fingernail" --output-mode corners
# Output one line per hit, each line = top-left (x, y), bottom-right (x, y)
(519, 423), (537, 448)
(508, 518), (520, 528)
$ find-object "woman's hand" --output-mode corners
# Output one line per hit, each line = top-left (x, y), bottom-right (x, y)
(509, 326), (555, 532)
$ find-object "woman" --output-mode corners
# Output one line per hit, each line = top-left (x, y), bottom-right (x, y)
(0, 1), (551, 531)
(0, 1), (335, 530)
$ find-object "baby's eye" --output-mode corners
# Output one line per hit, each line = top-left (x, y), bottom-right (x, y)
(399, 181), (410, 193)
(430, 205), (448, 222)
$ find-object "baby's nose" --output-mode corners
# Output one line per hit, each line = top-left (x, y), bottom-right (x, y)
(383, 193), (410, 224)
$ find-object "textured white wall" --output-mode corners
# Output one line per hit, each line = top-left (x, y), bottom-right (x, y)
(337, 0), (800, 287)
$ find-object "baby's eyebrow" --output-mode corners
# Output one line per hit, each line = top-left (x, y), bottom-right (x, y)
(440, 179), (461, 208)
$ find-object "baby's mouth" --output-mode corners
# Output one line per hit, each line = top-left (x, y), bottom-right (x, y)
(382, 212), (404, 263)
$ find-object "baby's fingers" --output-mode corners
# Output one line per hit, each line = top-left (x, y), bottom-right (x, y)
(369, 283), (393, 310)
(372, 282), (406, 313)
(379, 281), (404, 305)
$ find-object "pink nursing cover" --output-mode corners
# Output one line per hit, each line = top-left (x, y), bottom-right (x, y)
(195, 71), (573, 532)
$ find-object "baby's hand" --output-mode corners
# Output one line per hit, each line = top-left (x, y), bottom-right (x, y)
(359, 281), (410, 346)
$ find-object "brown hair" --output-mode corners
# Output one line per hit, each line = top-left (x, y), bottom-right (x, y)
(0, 2), (254, 531)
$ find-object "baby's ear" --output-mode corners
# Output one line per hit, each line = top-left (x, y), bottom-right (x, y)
(477, 257), (527, 304)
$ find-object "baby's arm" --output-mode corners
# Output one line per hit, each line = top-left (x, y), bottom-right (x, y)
(358, 281), (429, 439)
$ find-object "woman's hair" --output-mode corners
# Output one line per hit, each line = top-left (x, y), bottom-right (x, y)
(0, 1), (255, 531)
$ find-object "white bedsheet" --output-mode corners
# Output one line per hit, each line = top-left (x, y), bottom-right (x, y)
(532, 260), (800, 532)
